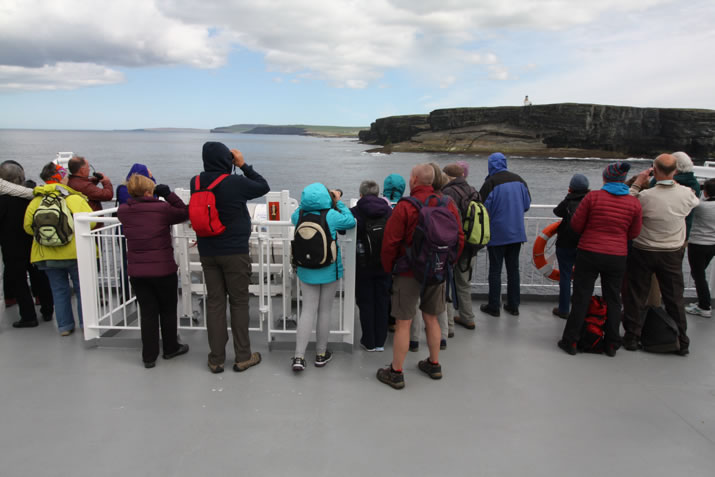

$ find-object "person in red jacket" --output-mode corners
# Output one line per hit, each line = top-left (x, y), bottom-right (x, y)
(67, 155), (113, 211)
(558, 162), (642, 357)
(377, 164), (464, 389)
(117, 174), (189, 368)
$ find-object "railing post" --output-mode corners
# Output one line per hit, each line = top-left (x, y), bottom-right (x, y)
(341, 227), (357, 346)
(75, 213), (100, 341)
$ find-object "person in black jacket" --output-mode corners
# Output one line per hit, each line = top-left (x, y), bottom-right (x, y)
(190, 142), (270, 374)
(552, 174), (589, 319)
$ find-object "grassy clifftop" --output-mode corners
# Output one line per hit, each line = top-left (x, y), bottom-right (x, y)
(211, 124), (365, 137)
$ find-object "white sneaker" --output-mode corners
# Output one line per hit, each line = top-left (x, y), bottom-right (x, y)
(360, 343), (376, 352)
(685, 303), (712, 317)
(375, 346), (385, 352)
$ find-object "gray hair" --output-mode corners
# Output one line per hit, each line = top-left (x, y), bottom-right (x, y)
(359, 180), (379, 197)
(0, 162), (25, 185)
(672, 151), (694, 173)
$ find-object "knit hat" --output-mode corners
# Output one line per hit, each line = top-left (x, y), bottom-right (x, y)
(47, 164), (68, 184)
(443, 164), (464, 178)
(456, 160), (470, 178)
(569, 173), (589, 191)
(602, 161), (631, 182)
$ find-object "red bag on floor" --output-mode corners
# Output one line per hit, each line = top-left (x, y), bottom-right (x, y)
(578, 296), (607, 353)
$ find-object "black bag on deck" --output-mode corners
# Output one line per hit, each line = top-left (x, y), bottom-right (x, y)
(578, 295), (606, 353)
(640, 306), (680, 353)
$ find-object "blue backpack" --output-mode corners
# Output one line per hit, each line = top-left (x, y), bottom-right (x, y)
(395, 194), (461, 296)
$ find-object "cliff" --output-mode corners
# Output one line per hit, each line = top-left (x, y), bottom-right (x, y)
(359, 104), (715, 160)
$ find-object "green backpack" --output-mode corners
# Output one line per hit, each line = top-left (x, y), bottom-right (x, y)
(32, 188), (75, 247)
(463, 200), (490, 247)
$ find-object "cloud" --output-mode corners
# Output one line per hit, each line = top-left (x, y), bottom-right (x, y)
(439, 76), (456, 88)
(0, 63), (125, 90)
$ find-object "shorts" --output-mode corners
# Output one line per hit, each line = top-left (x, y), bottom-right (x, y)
(391, 275), (446, 320)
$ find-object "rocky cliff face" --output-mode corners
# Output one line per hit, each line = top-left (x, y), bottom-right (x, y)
(359, 104), (715, 160)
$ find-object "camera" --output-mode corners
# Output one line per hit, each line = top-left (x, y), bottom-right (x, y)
(93, 172), (104, 180)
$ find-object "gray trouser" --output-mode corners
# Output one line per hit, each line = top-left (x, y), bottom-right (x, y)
(200, 254), (252, 365)
(410, 308), (448, 341)
(447, 255), (476, 327)
(295, 280), (339, 359)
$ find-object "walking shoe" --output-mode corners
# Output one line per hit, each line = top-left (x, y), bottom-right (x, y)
(552, 307), (568, 319)
(440, 339), (447, 350)
(454, 317), (476, 329)
(60, 329), (74, 337)
(409, 341), (419, 352)
(418, 358), (443, 380)
(162, 343), (189, 360)
(685, 303), (711, 318)
(557, 339), (577, 355)
(315, 350), (333, 367)
(604, 344), (617, 357)
(622, 333), (639, 351)
(503, 304), (519, 316)
(208, 362), (224, 374)
(233, 352), (262, 372)
(292, 356), (306, 372)
(376, 366), (405, 389)
(360, 343), (376, 352)
(144, 361), (156, 369)
(12, 320), (39, 328)
(480, 304), (500, 317)
(448, 331), (455, 338)
(375, 346), (385, 352)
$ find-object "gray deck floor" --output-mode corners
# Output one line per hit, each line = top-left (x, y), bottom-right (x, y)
(1, 298), (715, 477)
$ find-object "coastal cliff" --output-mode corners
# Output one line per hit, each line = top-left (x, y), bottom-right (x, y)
(359, 104), (715, 160)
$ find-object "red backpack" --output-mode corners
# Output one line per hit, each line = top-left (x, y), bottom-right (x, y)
(189, 174), (229, 237)
(578, 296), (607, 353)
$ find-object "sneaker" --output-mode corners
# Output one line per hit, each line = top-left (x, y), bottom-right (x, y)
(233, 352), (262, 372)
(360, 343), (376, 352)
(162, 343), (189, 360)
(552, 307), (568, 319)
(292, 356), (306, 372)
(454, 317), (475, 329)
(376, 366), (405, 389)
(315, 350), (333, 367)
(440, 339), (447, 350)
(480, 304), (500, 317)
(409, 341), (419, 352)
(503, 304), (519, 316)
(208, 362), (224, 374)
(557, 339), (577, 355)
(375, 346), (385, 352)
(418, 358), (443, 379)
(622, 333), (639, 351)
(685, 303), (712, 318)
(60, 329), (74, 337)
(12, 320), (39, 328)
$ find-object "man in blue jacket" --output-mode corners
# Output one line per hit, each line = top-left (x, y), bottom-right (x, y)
(190, 142), (270, 374)
(478, 152), (531, 317)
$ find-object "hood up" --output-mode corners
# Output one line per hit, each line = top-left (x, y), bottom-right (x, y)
(300, 182), (333, 212)
(202, 142), (233, 173)
(487, 152), (507, 176)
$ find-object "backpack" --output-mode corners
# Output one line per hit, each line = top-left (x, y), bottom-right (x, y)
(395, 195), (460, 290)
(641, 306), (680, 353)
(189, 174), (229, 237)
(31, 187), (75, 247)
(292, 209), (336, 270)
(578, 296), (607, 353)
(357, 215), (388, 269)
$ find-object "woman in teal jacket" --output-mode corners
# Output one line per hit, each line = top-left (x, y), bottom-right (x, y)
(290, 183), (355, 371)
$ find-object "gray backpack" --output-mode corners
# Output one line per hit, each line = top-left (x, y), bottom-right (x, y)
(32, 187), (75, 247)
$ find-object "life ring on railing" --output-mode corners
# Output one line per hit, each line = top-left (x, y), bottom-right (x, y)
(532, 221), (561, 282)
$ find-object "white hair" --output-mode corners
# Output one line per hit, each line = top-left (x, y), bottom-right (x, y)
(672, 151), (693, 173)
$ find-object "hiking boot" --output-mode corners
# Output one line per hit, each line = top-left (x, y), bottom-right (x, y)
(557, 339), (577, 356)
(376, 366), (405, 389)
(440, 339), (447, 350)
(208, 362), (224, 374)
(454, 317), (475, 329)
(480, 304), (500, 317)
(447, 331), (455, 338)
(292, 356), (306, 372)
(503, 304), (519, 316)
(12, 320), (39, 328)
(315, 350), (333, 367)
(622, 333), (639, 351)
(233, 352), (262, 372)
(552, 307), (568, 319)
(162, 343), (189, 360)
(409, 341), (419, 352)
(685, 303), (711, 318)
(418, 358), (443, 379)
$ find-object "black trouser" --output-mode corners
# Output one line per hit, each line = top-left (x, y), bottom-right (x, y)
(2, 256), (37, 322)
(130, 273), (180, 363)
(623, 247), (689, 349)
(562, 250), (626, 347)
(687, 243), (715, 310)
(355, 272), (391, 349)
(28, 264), (53, 317)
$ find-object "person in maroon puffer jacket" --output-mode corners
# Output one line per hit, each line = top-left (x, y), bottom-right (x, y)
(558, 161), (642, 357)
(117, 174), (189, 368)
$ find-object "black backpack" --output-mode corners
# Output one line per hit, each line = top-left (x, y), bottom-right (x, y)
(292, 209), (336, 269)
(641, 306), (680, 353)
(357, 215), (387, 269)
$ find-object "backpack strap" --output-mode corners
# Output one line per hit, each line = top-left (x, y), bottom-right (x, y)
(195, 174), (229, 191)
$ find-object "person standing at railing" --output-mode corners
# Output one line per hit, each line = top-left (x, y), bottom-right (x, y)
(382, 173), (406, 334)
(67, 155), (113, 212)
(478, 152), (531, 317)
(685, 178), (715, 318)
(557, 162), (642, 356)
(24, 163), (94, 336)
(117, 175), (189, 369)
(551, 174), (590, 319)
(191, 142), (270, 374)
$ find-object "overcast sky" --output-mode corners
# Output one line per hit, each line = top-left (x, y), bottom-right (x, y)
(1, 0), (713, 129)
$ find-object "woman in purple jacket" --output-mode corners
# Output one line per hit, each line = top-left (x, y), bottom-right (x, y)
(117, 174), (190, 368)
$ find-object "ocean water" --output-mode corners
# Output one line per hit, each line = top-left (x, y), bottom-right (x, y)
(0, 129), (651, 205)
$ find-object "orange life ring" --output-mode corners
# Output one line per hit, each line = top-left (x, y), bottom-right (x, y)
(532, 221), (561, 282)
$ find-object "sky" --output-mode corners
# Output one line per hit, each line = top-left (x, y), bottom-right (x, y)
(1, 0), (714, 130)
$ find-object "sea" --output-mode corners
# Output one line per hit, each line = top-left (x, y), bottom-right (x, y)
(0, 129), (652, 206)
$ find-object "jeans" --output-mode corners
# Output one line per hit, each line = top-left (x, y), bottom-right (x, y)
(555, 247), (578, 314)
(42, 262), (82, 333)
(687, 243), (715, 310)
(487, 243), (522, 309)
